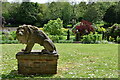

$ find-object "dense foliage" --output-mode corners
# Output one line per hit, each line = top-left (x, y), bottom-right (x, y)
(1, 2), (120, 44)
(103, 2), (120, 24)
(2, 2), (117, 27)
(105, 24), (120, 41)
(81, 32), (102, 44)
(0, 31), (19, 44)
(72, 20), (94, 36)
(43, 18), (63, 35)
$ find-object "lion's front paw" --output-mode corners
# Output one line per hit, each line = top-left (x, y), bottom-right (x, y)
(21, 49), (25, 51)
(21, 49), (30, 54)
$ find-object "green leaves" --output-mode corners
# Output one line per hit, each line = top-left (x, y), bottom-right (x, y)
(82, 32), (102, 44)
(43, 18), (63, 35)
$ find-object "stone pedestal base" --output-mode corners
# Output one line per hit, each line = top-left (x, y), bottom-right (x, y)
(16, 51), (59, 75)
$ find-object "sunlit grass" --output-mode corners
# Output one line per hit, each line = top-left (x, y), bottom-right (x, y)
(0, 44), (118, 78)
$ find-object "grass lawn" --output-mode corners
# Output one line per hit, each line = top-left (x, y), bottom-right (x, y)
(0, 43), (118, 78)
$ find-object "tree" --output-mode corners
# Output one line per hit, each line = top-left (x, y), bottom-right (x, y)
(75, 2), (87, 21)
(103, 2), (120, 24)
(15, 2), (39, 25)
(103, 5), (117, 24)
(61, 2), (72, 27)
(2, 2), (20, 25)
(47, 2), (63, 20)
(83, 3), (100, 23)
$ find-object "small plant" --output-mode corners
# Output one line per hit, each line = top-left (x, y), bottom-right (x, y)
(10, 31), (17, 40)
(97, 27), (106, 33)
(117, 36), (120, 43)
(109, 36), (115, 42)
(81, 32), (102, 44)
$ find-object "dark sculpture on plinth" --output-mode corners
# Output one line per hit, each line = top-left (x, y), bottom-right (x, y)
(16, 25), (57, 54)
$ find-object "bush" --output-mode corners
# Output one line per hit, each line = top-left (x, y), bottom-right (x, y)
(109, 36), (115, 42)
(43, 18), (63, 35)
(0, 31), (18, 44)
(72, 20), (94, 36)
(2, 34), (14, 41)
(49, 35), (59, 43)
(58, 40), (73, 43)
(10, 31), (17, 40)
(106, 24), (120, 41)
(81, 32), (102, 44)
(97, 27), (106, 33)
(117, 36), (120, 43)
(0, 40), (19, 44)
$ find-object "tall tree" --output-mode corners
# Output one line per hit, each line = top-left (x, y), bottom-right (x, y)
(2, 2), (20, 24)
(83, 3), (99, 23)
(15, 2), (39, 25)
(103, 5), (117, 24)
(61, 2), (72, 27)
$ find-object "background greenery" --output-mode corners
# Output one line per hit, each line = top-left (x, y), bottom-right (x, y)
(2, 2), (120, 44)
(2, 2), (119, 27)
(0, 44), (118, 78)
(1, 2), (119, 79)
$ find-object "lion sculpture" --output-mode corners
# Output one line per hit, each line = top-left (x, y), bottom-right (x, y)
(16, 25), (56, 54)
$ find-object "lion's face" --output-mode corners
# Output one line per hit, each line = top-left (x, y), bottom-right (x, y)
(16, 27), (29, 44)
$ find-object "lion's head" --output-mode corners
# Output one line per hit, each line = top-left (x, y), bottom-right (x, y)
(16, 25), (32, 44)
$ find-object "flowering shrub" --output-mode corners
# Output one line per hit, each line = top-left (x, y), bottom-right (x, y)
(72, 20), (94, 36)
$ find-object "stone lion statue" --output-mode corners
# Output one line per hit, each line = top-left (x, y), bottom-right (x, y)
(16, 25), (56, 54)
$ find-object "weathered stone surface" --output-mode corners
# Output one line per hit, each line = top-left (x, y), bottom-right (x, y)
(16, 25), (57, 54)
(16, 51), (59, 75)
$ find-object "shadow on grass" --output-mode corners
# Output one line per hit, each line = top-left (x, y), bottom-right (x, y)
(1, 70), (55, 79)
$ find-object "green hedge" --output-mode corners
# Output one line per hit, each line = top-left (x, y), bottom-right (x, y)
(0, 40), (19, 44)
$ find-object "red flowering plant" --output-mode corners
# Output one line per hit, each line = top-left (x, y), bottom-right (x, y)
(72, 20), (94, 36)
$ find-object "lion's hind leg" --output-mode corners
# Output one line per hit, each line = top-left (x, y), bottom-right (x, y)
(42, 39), (55, 54)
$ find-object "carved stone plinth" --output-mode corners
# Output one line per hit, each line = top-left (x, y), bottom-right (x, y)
(16, 51), (59, 75)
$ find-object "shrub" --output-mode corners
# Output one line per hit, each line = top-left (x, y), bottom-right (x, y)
(43, 18), (63, 35)
(117, 36), (120, 43)
(2, 35), (8, 40)
(81, 32), (102, 44)
(48, 35), (59, 43)
(72, 20), (94, 36)
(106, 24), (120, 41)
(0, 31), (18, 44)
(97, 27), (106, 33)
(109, 36), (115, 42)
(10, 31), (17, 40)
(48, 35), (66, 43)
(0, 40), (19, 44)
(58, 40), (73, 43)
